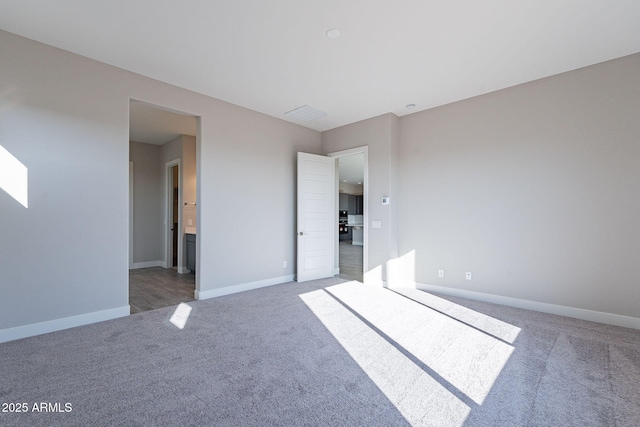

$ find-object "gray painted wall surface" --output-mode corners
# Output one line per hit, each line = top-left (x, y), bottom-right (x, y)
(130, 141), (163, 264)
(160, 134), (197, 270)
(398, 53), (640, 319)
(2, 27), (638, 335)
(129, 135), (196, 268)
(322, 114), (400, 284)
(182, 135), (197, 232)
(0, 30), (321, 332)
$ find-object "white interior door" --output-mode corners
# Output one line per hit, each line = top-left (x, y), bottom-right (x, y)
(297, 152), (335, 282)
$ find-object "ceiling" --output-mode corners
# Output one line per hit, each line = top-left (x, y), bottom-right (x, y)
(129, 101), (197, 145)
(1, 1), (640, 132)
(339, 154), (364, 184)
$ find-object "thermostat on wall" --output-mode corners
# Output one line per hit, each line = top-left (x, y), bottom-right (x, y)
(381, 197), (390, 205)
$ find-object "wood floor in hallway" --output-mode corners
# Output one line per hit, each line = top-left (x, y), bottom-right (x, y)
(338, 240), (363, 282)
(129, 267), (195, 314)
(130, 243), (361, 314)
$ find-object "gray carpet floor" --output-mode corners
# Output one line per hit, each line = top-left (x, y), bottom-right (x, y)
(0, 277), (639, 426)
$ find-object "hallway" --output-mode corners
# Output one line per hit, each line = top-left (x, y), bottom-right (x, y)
(129, 267), (195, 314)
(338, 241), (363, 282)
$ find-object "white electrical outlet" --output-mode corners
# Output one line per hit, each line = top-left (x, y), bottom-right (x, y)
(466, 272), (472, 280)
(283, 261), (287, 268)
(438, 269), (445, 278)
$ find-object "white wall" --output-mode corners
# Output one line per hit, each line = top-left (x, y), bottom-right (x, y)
(398, 53), (640, 322)
(0, 30), (321, 341)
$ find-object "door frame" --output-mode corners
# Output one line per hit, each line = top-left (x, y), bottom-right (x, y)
(165, 159), (182, 270)
(327, 146), (369, 282)
(129, 161), (134, 269)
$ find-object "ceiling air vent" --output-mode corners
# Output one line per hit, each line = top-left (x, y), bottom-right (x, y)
(284, 105), (327, 122)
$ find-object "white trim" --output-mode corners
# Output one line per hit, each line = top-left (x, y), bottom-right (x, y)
(130, 260), (165, 269)
(195, 274), (295, 300)
(334, 268), (340, 275)
(0, 306), (130, 344)
(194, 117), (201, 298)
(177, 266), (191, 274)
(397, 281), (640, 330)
(327, 146), (369, 158)
(129, 161), (134, 269)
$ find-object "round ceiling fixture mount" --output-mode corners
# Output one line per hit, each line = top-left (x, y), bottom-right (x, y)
(326, 29), (341, 39)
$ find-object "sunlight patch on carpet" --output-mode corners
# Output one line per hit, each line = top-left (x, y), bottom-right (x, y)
(300, 281), (521, 425)
(169, 303), (192, 329)
(300, 287), (471, 426)
(390, 289), (522, 344)
(323, 282), (516, 405)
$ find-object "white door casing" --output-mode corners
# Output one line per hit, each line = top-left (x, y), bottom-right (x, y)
(129, 161), (134, 269)
(297, 152), (335, 282)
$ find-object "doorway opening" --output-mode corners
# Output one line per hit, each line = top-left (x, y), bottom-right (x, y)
(168, 162), (180, 268)
(128, 100), (198, 313)
(329, 147), (368, 283)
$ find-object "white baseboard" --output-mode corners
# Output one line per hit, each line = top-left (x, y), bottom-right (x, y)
(0, 305), (130, 344)
(178, 266), (191, 274)
(352, 241), (363, 246)
(130, 260), (165, 269)
(195, 274), (295, 300)
(396, 281), (640, 330)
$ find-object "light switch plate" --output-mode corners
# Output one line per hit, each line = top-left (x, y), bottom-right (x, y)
(372, 221), (381, 229)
